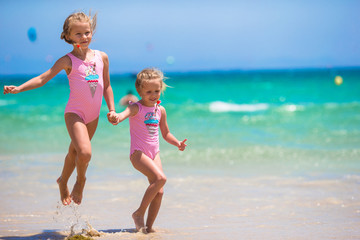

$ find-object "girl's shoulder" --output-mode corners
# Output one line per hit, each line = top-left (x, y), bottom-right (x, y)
(158, 105), (166, 116)
(158, 104), (166, 111)
(96, 50), (108, 64)
(128, 101), (140, 116)
(97, 50), (107, 55)
(95, 50), (107, 58)
(53, 54), (72, 72)
(58, 54), (72, 63)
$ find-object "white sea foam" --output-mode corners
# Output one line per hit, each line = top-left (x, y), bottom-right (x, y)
(0, 99), (16, 106)
(209, 101), (269, 113)
(281, 104), (305, 112)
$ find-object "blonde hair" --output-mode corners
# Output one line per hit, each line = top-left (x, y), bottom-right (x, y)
(135, 68), (168, 94)
(60, 11), (97, 44)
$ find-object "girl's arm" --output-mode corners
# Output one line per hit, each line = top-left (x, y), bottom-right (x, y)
(100, 51), (117, 123)
(159, 106), (187, 151)
(3, 55), (71, 94)
(108, 103), (139, 125)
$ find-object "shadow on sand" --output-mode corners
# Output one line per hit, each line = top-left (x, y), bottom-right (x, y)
(99, 228), (137, 233)
(0, 229), (66, 240)
(0, 228), (139, 240)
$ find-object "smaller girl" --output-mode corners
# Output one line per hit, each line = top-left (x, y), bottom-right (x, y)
(109, 68), (187, 233)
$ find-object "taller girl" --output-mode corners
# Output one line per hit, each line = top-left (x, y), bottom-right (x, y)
(3, 12), (117, 205)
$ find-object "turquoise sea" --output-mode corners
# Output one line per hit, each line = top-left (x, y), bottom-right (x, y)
(1, 69), (360, 239)
(1, 69), (360, 174)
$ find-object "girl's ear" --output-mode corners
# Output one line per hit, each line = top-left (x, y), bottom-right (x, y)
(64, 32), (75, 44)
(65, 34), (74, 44)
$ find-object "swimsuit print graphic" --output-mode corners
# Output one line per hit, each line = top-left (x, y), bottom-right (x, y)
(85, 64), (99, 97)
(144, 112), (159, 135)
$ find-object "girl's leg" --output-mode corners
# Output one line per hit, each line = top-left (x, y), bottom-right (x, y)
(130, 151), (167, 232)
(57, 144), (76, 205)
(64, 113), (98, 205)
(146, 153), (164, 233)
(57, 116), (99, 205)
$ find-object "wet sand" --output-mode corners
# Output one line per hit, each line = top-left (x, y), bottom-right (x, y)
(1, 161), (360, 240)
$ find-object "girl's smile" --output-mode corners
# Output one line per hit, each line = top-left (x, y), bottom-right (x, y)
(139, 79), (162, 107)
(68, 21), (92, 47)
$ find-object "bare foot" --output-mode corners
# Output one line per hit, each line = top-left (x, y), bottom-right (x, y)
(57, 177), (71, 205)
(132, 211), (146, 233)
(70, 178), (86, 205)
(146, 228), (156, 233)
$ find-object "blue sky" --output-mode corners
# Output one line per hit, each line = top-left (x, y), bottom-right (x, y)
(1, 0), (360, 74)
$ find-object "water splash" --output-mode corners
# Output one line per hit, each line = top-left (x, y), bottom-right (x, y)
(53, 201), (87, 236)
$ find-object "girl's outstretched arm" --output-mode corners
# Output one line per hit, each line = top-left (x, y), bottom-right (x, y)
(3, 56), (70, 94)
(159, 106), (187, 151)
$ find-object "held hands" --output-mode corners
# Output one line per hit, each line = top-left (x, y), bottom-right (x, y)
(107, 111), (119, 125)
(178, 139), (188, 151)
(3, 86), (20, 94)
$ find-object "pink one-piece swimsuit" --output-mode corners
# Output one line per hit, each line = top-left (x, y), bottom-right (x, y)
(129, 102), (162, 160)
(64, 50), (104, 124)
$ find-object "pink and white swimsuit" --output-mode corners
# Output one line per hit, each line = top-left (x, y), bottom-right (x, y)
(64, 50), (104, 124)
(129, 102), (161, 160)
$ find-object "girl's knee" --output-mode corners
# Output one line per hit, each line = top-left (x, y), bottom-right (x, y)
(156, 174), (167, 186)
(77, 148), (92, 163)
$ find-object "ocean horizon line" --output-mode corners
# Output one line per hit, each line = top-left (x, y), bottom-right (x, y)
(1, 65), (360, 79)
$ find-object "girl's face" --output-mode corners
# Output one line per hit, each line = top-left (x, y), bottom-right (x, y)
(67, 21), (92, 49)
(139, 79), (162, 107)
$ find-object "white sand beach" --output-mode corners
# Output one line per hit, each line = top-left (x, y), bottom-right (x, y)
(1, 153), (360, 240)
